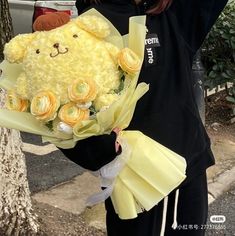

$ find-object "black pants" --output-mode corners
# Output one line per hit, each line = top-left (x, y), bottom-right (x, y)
(105, 172), (208, 236)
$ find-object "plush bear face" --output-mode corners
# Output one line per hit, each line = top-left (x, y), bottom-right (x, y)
(4, 15), (121, 105)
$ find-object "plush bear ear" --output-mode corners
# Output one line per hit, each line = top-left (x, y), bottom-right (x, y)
(75, 15), (110, 38)
(33, 12), (70, 31)
(4, 33), (37, 63)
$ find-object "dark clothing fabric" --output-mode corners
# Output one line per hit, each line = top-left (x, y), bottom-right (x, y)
(61, 0), (228, 179)
(105, 171), (208, 236)
(60, 132), (117, 171)
(170, 0), (230, 52)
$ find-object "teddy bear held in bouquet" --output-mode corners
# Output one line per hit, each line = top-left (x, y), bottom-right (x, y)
(3, 12), (141, 125)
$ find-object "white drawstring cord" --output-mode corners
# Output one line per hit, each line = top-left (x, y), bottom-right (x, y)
(172, 188), (180, 230)
(160, 196), (168, 236)
(160, 188), (180, 236)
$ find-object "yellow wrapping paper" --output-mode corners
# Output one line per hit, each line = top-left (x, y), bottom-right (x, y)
(112, 131), (186, 219)
(0, 9), (187, 219)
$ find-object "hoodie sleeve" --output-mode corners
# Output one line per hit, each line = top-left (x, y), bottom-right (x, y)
(170, 0), (228, 52)
(59, 132), (119, 171)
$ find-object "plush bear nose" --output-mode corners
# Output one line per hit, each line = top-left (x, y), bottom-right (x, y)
(53, 43), (59, 48)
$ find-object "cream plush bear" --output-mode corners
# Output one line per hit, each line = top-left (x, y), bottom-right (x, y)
(3, 13), (123, 109)
(3, 11), (141, 128)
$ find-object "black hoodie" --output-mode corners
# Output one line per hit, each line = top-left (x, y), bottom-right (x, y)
(60, 0), (228, 182)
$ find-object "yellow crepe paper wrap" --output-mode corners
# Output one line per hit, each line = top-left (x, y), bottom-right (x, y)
(111, 131), (186, 219)
(0, 9), (187, 219)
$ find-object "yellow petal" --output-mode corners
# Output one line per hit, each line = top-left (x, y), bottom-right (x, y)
(31, 91), (60, 121)
(118, 48), (141, 75)
(68, 78), (97, 103)
(58, 102), (89, 127)
(6, 90), (29, 112)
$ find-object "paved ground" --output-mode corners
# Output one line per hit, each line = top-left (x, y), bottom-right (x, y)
(206, 183), (235, 236)
(21, 132), (85, 193)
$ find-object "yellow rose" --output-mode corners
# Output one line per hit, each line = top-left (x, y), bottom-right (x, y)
(6, 90), (29, 112)
(118, 48), (141, 74)
(30, 91), (60, 121)
(68, 78), (97, 103)
(58, 102), (89, 127)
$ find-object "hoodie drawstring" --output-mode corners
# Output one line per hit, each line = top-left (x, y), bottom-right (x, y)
(160, 195), (168, 236)
(172, 188), (180, 229)
(160, 188), (180, 236)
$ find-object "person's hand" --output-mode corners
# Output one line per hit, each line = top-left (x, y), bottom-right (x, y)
(113, 127), (121, 153)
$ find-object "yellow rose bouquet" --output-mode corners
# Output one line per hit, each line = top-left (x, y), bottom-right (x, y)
(0, 9), (186, 220)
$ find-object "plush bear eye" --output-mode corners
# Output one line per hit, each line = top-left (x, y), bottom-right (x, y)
(73, 34), (78, 38)
(36, 49), (40, 54)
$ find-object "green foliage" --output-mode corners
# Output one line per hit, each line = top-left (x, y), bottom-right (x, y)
(202, 0), (235, 103)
